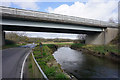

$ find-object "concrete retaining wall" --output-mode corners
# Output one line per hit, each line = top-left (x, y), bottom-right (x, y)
(105, 28), (118, 44)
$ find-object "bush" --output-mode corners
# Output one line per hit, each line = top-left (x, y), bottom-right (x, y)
(44, 44), (58, 51)
(33, 51), (41, 54)
(43, 52), (46, 56)
(39, 61), (46, 66)
(55, 73), (67, 79)
(44, 66), (56, 77)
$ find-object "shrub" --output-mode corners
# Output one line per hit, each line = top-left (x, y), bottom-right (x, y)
(55, 73), (68, 79)
(44, 66), (56, 77)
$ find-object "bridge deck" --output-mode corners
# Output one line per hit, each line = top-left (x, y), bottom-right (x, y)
(0, 6), (118, 28)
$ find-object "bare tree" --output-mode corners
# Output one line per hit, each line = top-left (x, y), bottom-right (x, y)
(77, 34), (86, 40)
(16, 31), (27, 37)
(73, 34), (86, 43)
(108, 17), (115, 23)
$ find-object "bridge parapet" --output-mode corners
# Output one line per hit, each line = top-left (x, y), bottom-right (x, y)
(1, 6), (118, 28)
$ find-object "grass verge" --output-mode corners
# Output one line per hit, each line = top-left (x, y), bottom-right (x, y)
(33, 44), (69, 79)
(82, 44), (120, 55)
(71, 43), (85, 49)
(71, 43), (120, 55)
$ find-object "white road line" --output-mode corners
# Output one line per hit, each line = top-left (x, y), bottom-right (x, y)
(32, 53), (49, 80)
(20, 50), (32, 80)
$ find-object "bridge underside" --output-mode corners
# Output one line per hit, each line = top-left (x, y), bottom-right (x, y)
(2, 25), (101, 34)
(1, 18), (103, 34)
(1, 18), (118, 46)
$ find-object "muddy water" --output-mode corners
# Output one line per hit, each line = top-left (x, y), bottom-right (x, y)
(53, 47), (119, 78)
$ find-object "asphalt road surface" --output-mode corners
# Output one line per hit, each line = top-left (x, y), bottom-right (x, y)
(2, 47), (32, 78)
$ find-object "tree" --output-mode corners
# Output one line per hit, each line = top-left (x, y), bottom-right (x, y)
(5, 31), (29, 43)
(74, 34), (86, 44)
(5, 32), (19, 41)
(108, 17), (115, 23)
(77, 34), (86, 40)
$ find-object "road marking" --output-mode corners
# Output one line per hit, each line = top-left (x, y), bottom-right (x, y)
(20, 50), (32, 80)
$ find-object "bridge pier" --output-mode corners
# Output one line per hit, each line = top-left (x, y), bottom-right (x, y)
(0, 30), (5, 47)
(85, 28), (118, 45)
(2, 31), (5, 46)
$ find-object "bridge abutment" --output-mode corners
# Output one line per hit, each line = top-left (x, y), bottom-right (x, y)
(85, 28), (118, 45)
(86, 32), (104, 45)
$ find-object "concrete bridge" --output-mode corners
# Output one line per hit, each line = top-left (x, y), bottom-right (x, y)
(0, 6), (118, 46)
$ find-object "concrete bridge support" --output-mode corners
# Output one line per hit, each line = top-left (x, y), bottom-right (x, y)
(2, 31), (5, 46)
(85, 28), (118, 45)
(0, 31), (2, 47)
(0, 30), (5, 47)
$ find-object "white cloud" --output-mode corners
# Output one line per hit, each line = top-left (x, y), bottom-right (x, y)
(5, 31), (78, 39)
(47, 0), (118, 22)
(26, 32), (78, 39)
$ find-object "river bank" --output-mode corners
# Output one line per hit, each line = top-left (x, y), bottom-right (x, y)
(71, 43), (120, 63)
(53, 47), (119, 78)
(32, 44), (76, 79)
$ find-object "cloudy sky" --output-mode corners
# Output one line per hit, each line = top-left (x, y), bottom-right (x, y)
(1, 0), (119, 39)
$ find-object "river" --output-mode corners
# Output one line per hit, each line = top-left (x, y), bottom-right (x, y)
(53, 47), (119, 79)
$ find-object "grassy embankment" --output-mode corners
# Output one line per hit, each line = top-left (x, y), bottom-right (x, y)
(71, 43), (119, 54)
(71, 33), (120, 55)
(43, 42), (73, 45)
(83, 45), (119, 55)
(53, 42), (73, 45)
(33, 44), (69, 79)
(71, 43), (120, 61)
(43, 42), (74, 48)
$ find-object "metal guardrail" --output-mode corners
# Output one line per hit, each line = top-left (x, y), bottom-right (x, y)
(31, 53), (49, 80)
(20, 50), (48, 80)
